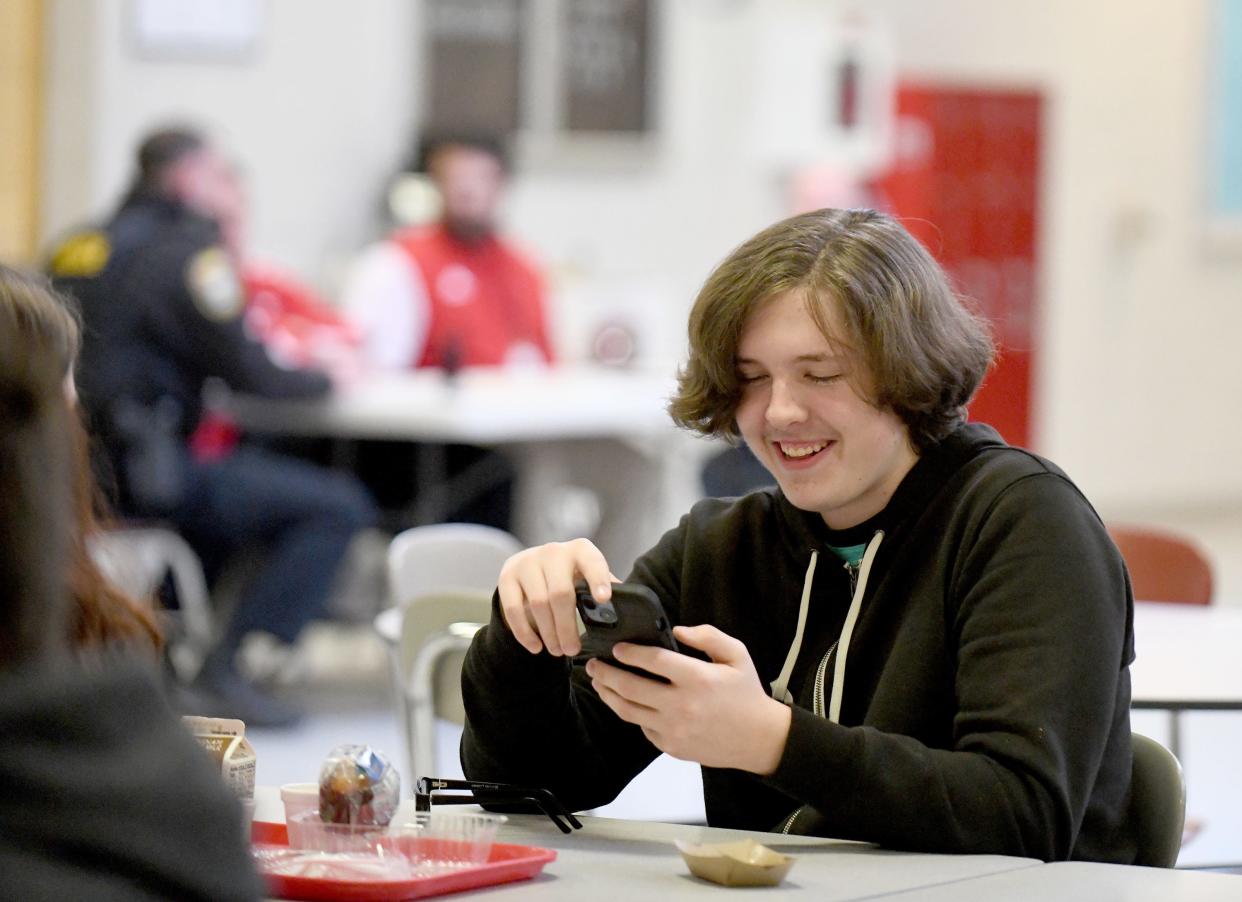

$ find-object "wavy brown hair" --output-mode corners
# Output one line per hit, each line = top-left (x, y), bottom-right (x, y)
(669, 208), (995, 452)
(0, 265), (163, 651)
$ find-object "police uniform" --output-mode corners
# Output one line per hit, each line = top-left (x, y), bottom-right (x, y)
(50, 193), (376, 725)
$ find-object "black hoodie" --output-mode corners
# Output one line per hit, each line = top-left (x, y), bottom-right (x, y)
(461, 423), (1136, 862)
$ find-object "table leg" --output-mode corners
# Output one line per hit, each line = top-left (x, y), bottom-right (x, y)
(409, 443), (449, 525)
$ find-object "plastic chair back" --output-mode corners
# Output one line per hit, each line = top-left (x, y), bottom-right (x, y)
(386, 523), (523, 606)
(377, 524), (522, 780)
(398, 590), (494, 724)
(89, 526), (215, 678)
(1128, 733), (1186, 867)
(1107, 524), (1213, 605)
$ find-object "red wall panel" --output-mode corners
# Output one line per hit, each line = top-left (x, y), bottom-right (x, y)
(875, 84), (1041, 449)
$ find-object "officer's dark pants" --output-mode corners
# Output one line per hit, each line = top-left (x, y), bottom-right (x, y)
(170, 446), (377, 661)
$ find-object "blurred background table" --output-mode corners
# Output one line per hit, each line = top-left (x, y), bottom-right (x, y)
(1131, 602), (1242, 760)
(1131, 603), (1242, 712)
(229, 365), (714, 577)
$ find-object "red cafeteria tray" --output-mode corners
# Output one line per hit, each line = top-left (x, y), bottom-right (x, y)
(250, 821), (556, 901)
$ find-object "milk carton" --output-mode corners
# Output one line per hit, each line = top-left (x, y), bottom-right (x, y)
(182, 715), (257, 799)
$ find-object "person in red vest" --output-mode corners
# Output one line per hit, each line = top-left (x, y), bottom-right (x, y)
(342, 133), (555, 372)
(340, 134), (554, 530)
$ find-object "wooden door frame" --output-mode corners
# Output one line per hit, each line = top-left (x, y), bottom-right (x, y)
(0, 0), (45, 264)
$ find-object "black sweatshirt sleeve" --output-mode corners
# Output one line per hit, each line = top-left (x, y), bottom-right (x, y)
(458, 522), (691, 811)
(458, 594), (654, 812)
(765, 472), (1132, 859)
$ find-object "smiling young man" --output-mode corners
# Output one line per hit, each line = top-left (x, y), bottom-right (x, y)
(732, 288), (919, 529)
(461, 208), (1137, 862)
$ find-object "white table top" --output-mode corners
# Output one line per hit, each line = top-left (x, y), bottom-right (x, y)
(252, 787), (1039, 901)
(476, 814), (1039, 901)
(229, 365), (683, 444)
(1130, 603), (1242, 709)
(889, 860), (1242, 901)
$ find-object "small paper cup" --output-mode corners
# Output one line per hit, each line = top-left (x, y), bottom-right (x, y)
(279, 782), (320, 824)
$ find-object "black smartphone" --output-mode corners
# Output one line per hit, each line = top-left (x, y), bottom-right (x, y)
(575, 582), (678, 682)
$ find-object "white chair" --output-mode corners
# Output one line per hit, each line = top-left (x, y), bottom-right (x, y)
(88, 526), (216, 679)
(374, 523), (523, 787)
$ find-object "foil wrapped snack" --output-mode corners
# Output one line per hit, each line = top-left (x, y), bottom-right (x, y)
(317, 744), (400, 826)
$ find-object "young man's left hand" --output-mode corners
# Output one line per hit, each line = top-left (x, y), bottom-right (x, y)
(584, 625), (792, 775)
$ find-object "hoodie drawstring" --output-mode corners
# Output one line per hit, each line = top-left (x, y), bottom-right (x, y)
(827, 531), (883, 722)
(768, 531), (885, 722)
(773, 529), (885, 836)
(768, 551), (818, 704)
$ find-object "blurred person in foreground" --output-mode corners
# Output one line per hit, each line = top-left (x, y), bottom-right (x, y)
(1, 265), (163, 653)
(462, 208), (1138, 861)
(0, 265), (261, 901)
(48, 127), (377, 728)
(340, 133), (556, 529)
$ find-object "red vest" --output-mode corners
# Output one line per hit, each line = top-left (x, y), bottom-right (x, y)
(392, 225), (554, 368)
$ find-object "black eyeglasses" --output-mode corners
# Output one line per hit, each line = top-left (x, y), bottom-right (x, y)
(415, 776), (583, 834)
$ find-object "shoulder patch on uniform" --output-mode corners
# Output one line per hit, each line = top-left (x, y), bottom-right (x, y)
(186, 247), (243, 321)
(49, 231), (111, 278)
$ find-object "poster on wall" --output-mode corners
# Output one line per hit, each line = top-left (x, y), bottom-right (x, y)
(561, 0), (653, 133)
(424, 0), (524, 134)
(421, 0), (657, 165)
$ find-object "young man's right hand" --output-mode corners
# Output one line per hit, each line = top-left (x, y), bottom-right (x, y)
(496, 538), (617, 657)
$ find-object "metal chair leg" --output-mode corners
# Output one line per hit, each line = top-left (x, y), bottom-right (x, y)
(407, 629), (481, 783)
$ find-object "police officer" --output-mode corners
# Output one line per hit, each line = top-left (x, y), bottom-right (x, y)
(49, 127), (376, 728)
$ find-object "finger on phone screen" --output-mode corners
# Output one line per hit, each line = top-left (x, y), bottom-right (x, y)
(568, 538), (614, 602)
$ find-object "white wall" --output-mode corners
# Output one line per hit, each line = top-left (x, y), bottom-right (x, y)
(42, 0), (1242, 592)
(43, 0), (419, 283)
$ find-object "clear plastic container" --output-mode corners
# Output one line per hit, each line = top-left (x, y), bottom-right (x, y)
(285, 810), (391, 855)
(393, 811), (508, 873)
(282, 809), (507, 876)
